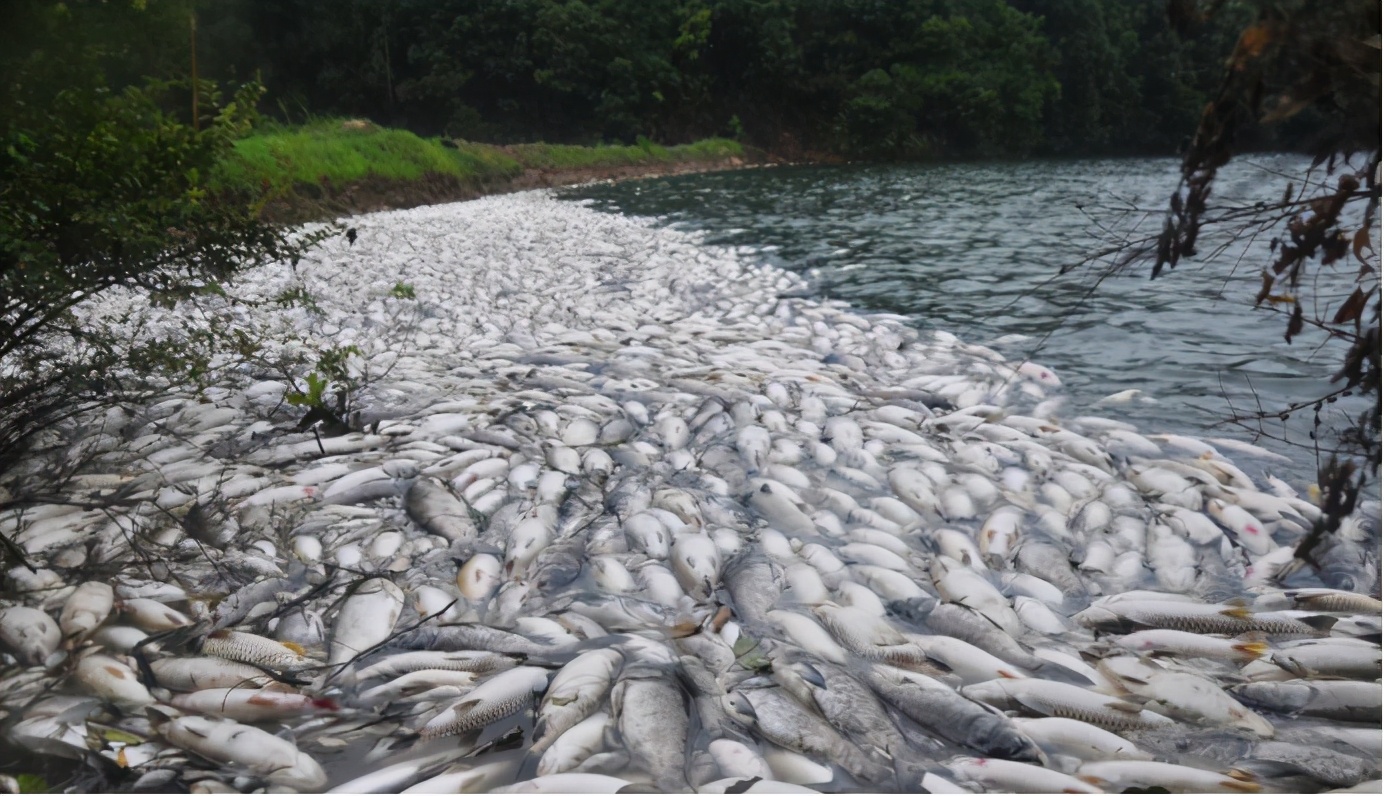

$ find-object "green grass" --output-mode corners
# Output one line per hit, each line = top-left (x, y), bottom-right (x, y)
(214, 118), (744, 198)
(504, 136), (743, 170)
(213, 120), (521, 193)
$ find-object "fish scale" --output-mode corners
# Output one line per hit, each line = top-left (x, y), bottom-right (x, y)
(200, 629), (311, 671)
(1, 191), (1377, 794)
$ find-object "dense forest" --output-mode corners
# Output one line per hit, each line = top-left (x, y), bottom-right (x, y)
(8, 0), (1277, 159)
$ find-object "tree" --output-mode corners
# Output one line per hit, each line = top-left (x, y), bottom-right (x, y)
(0, 1), (326, 478)
(1151, 0), (1380, 569)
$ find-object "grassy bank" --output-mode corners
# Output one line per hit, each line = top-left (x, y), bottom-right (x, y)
(214, 120), (749, 221)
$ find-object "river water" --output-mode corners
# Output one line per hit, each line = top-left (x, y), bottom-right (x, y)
(563, 155), (1370, 488)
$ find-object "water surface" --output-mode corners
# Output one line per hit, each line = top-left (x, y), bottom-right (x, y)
(563, 157), (1369, 486)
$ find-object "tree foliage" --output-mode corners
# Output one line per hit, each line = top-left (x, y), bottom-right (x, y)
(191, 0), (1246, 159)
(0, 1), (327, 472)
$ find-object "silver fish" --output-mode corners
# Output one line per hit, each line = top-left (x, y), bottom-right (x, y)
(611, 667), (690, 792)
(721, 551), (784, 626)
(1230, 679), (1382, 723)
(201, 629), (312, 671)
(530, 648), (623, 756)
(405, 477), (479, 542)
(419, 666), (550, 738)
(962, 678), (1176, 732)
(724, 685), (891, 785)
(865, 666), (1044, 763)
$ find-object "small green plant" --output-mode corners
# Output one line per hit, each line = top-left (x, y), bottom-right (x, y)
(286, 344), (362, 435)
(728, 114), (745, 141)
(274, 285), (321, 313)
(389, 282), (416, 300)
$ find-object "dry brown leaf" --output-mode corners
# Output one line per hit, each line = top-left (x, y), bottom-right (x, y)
(1353, 226), (1374, 264)
(1285, 304), (1304, 343)
(1254, 271), (1274, 305)
(1332, 287), (1368, 325)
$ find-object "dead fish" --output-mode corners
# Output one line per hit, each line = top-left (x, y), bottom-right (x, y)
(201, 629), (312, 671)
(151, 709), (327, 790)
(1076, 760), (1263, 794)
(74, 653), (154, 710)
(0, 606), (60, 666)
(961, 678), (1175, 732)
(723, 685), (890, 785)
(171, 685), (338, 722)
(150, 657), (276, 691)
(865, 666), (1044, 763)
(1230, 679), (1382, 723)
(611, 667), (690, 792)
(329, 578), (405, 666)
(947, 755), (1101, 793)
(353, 650), (522, 682)
(406, 478), (479, 542)
(419, 666), (550, 738)
(59, 581), (114, 644)
(530, 648), (623, 756)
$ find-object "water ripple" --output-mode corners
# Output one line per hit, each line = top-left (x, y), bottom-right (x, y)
(564, 156), (1369, 485)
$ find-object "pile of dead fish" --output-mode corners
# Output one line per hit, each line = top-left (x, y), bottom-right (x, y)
(0, 192), (1379, 794)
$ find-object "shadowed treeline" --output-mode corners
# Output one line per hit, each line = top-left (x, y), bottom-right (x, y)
(194, 0), (1249, 158)
(7, 0), (1280, 159)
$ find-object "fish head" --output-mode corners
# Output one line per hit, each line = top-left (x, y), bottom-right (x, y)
(957, 680), (1010, 706)
(1093, 656), (1158, 694)
(1072, 606), (1122, 632)
(977, 727), (1048, 766)
(722, 691), (758, 726)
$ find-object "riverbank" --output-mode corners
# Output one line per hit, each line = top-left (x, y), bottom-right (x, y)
(215, 120), (766, 223)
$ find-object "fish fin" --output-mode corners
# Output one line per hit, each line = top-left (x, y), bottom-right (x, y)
(922, 655), (953, 674)
(1225, 597), (1250, 607)
(1220, 779), (1263, 793)
(998, 669), (1022, 679)
(1077, 775), (1104, 786)
(1105, 700), (1143, 713)
(709, 605), (732, 632)
(1300, 615), (1337, 633)
(144, 706), (175, 731)
(1220, 607), (1252, 620)
(1120, 673), (1150, 686)
(668, 619), (701, 639)
(279, 641), (307, 656)
(1232, 641), (1270, 657)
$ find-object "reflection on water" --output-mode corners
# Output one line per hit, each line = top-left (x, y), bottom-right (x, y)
(564, 156), (1369, 486)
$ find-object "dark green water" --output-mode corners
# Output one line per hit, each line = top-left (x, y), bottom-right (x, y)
(562, 156), (1369, 485)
